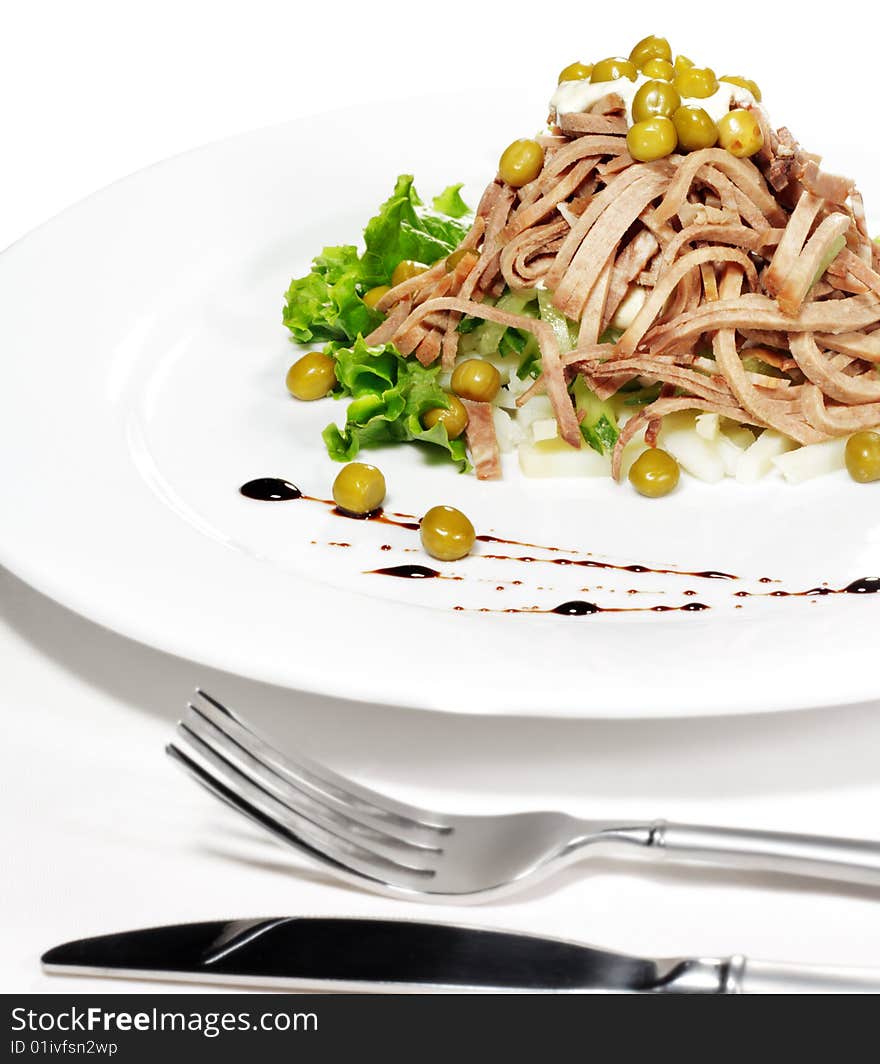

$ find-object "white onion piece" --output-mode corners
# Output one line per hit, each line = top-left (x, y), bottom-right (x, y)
(695, 412), (720, 441)
(515, 394), (554, 430)
(718, 434), (748, 477)
(721, 421), (756, 450)
(492, 407), (521, 453)
(659, 413), (725, 483)
(518, 438), (611, 477)
(610, 285), (648, 330)
(530, 417), (559, 443)
(735, 430), (794, 483)
(772, 438), (846, 484)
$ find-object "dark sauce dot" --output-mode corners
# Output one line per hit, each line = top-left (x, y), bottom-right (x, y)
(683, 590), (697, 596)
(370, 564), (440, 579)
(844, 577), (880, 595)
(552, 600), (601, 616)
(625, 564), (649, 573)
(759, 577), (773, 584)
(240, 478), (301, 501)
(380, 544), (392, 552)
(804, 587), (832, 596)
(681, 602), (709, 611)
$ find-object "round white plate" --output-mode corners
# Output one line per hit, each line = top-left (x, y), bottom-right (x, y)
(2, 93), (879, 718)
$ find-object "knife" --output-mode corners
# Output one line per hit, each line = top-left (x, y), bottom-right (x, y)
(41, 918), (880, 993)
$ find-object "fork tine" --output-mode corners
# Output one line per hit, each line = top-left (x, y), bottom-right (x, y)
(193, 689), (449, 836)
(170, 727), (438, 886)
(167, 744), (407, 890)
(180, 710), (443, 860)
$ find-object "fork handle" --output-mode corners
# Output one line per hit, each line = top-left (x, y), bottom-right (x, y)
(724, 955), (880, 994)
(652, 821), (880, 887)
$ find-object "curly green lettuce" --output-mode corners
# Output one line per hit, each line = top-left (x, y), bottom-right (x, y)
(283, 176), (471, 344)
(322, 337), (470, 470)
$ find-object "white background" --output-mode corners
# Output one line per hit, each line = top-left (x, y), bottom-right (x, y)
(3, 0), (880, 994)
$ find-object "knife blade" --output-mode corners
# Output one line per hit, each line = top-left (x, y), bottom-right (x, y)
(42, 917), (725, 993)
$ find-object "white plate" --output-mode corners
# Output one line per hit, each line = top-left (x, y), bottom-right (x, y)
(2, 93), (879, 719)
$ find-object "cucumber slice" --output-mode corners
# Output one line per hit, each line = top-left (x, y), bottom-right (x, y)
(572, 376), (619, 455)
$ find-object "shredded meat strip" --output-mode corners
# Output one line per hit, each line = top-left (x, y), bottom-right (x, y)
(617, 246), (759, 356)
(552, 170), (670, 320)
(353, 103), (880, 476)
(651, 148), (787, 227)
(461, 400), (501, 480)
(774, 211), (851, 316)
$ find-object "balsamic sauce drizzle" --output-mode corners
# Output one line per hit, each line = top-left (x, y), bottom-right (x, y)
(240, 478), (737, 581)
(240, 478), (302, 501)
(239, 478), (880, 613)
(550, 599), (710, 615)
(733, 577), (880, 599)
(550, 599), (708, 615)
(479, 553), (735, 580)
(368, 564), (447, 580)
(454, 599), (711, 616)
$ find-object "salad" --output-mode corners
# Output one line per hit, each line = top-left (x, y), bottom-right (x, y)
(282, 35), (880, 497)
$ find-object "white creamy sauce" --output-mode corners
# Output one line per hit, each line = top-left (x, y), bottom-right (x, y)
(549, 74), (755, 127)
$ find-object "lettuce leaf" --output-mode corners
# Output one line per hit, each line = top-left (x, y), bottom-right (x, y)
(322, 337), (470, 470)
(283, 246), (382, 344)
(432, 184), (470, 219)
(283, 176), (471, 345)
(360, 175), (469, 281)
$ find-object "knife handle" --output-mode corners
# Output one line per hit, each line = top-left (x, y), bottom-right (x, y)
(725, 955), (880, 994)
(651, 820), (880, 887)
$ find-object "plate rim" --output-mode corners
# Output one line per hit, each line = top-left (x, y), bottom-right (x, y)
(2, 102), (879, 720)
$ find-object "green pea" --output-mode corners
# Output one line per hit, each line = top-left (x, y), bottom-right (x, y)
(451, 359), (501, 403)
(672, 105), (718, 151)
(629, 35), (672, 70)
(559, 61), (593, 83)
(285, 352), (336, 401)
(422, 394), (469, 440)
(632, 80), (681, 123)
(591, 57), (638, 83)
(626, 116), (678, 162)
(845, 432), (880, 483)
(720, 75), (762, 102)
(420, 505), (476, 561)
(629, 448), (680, 497)
(674, 66), (718, 100)
(332, 463), (387, 516)
(716, 109), (764, 158)
(498, 139), (545, 188)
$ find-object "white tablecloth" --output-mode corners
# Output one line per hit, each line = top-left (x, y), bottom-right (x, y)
(3, 563), (880, 993)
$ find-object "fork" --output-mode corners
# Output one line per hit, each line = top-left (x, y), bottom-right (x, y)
(168, 690), (880, 902)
